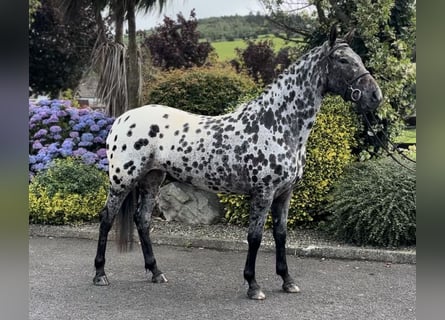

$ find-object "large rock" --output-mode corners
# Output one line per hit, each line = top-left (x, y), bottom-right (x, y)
(158, 182), (224, 225)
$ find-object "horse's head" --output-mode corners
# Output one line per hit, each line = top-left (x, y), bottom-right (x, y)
(324, 26), (383, 111)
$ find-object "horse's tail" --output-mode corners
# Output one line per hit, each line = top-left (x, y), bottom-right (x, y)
(116, 187), (138, 252)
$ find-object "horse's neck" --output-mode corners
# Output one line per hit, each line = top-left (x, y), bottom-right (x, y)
(240, 45), (327, 144)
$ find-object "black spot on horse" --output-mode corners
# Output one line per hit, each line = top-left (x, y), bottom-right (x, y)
(112, 175), (120, 184)
(263, 108), (274, 129)
(134, 138), (148, 150)
(149, 125), (160, 138)
(123, 160), (134, 170)
(163, 114), (169, 119)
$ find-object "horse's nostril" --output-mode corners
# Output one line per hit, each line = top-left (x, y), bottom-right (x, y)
(372, 89), (383, 103)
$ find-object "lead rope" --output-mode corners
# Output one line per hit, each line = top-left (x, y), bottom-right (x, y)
(362, 113), (416, 172)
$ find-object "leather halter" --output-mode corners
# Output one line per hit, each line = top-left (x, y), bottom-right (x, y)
(324, 42), (370, 102)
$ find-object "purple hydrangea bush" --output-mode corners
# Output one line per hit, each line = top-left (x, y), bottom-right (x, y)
(29, 99), (115, 180)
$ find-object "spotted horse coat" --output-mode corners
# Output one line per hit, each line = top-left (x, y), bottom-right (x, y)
(93, 26), (383, 300)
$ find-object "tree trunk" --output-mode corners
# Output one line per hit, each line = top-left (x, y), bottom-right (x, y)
(114, 0), (125, 44)
(126, 0), (141, 109)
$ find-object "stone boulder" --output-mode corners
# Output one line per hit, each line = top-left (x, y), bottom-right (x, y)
(158, 182), (224, 225)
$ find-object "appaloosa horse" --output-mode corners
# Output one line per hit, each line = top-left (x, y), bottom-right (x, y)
(93, 26), (382, 300)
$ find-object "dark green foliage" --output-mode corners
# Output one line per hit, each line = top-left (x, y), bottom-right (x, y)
(143, 10), (213, 70)
(29, 0), (97, 97)
(143, 66), (258, 116)
(326, 156), (416, 247)
(32, 158), (107, 197)
(29, 158), (108, 225)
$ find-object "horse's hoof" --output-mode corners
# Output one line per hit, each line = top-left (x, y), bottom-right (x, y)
(93, 275), (109, 286)
(247, 288), (266, 300)
(152, 273), (168, 283)
(283, 282), (300, 293)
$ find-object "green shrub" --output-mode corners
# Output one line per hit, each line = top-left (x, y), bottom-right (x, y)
(143, 65), (258, 116)
(326, 156), (416, 247)
(220, 96), (360, 227)
(29, 158), (108, 225)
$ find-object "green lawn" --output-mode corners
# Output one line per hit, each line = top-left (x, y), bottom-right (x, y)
(210, 35), (301, 61)
(394, 128), (416, 144)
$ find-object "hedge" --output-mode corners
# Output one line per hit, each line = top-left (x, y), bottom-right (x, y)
(326, 156), (416, 247)
(29, 157), (108, 225)
(143, 65), (259, 116)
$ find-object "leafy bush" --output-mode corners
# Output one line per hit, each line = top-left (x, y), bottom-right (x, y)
(326, 156), (416, 247)
(29, 99), (114, 180)
(29, 158), (108, 225)
(233, 39), (297, 85)
(143, 9), (213, 70)
(220, 96), (360, 227)
(144, 66), (258, 116)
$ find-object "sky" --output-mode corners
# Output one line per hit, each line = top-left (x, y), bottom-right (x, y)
(135, 0), (266, 30)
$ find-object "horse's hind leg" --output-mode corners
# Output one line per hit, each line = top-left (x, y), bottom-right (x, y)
(134, 170), (167, 283)
(93, 189), (128, 285)
(271, 188), (300, 293)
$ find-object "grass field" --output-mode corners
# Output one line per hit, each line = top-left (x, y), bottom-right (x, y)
(394, 128), (416, 144)
(210, 35), (300, 61)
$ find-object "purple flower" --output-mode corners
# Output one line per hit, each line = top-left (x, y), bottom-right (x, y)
(81, 151), (98, 165)
(50, 125), (62, 133)
(81, 133), (94, 142)
(78, 109), (89, 116)
(32, 141), (43, 150)
(69, 131), (79, 139)
(96, 148), (107, 158)
(90, 124), (100, 132)
(29, 99), (114, 177)
(33, 129), (48, 139)
(93, 136), (104, 144)
(73, 148), (87, 157)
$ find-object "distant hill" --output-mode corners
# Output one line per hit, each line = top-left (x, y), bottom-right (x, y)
(196, 14), (280, 41)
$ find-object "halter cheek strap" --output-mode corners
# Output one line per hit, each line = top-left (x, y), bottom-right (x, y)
(346, 72), (370, 102)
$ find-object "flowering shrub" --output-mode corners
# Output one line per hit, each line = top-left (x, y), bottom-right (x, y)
(29, 157), (108, 225)
(29, 99), (114, 180)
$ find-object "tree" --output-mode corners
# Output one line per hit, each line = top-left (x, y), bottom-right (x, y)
(143, 10), (214, 70)
(29, 0), (97, 97)
(57, 0), (168, 117)
(262, 0), (416, 156)
(233, 40), (295, 85)
(236, 39), (277, 84)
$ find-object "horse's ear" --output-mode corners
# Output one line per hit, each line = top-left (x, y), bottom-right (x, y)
(329, 24), (338, 47)
(344, 28), (356, 44)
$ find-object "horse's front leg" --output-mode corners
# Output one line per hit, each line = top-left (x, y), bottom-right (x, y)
(244, 195), (273, 300)
(271, 188), (300, 293)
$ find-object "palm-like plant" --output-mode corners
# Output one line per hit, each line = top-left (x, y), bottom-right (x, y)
(57, 0), (167, 116)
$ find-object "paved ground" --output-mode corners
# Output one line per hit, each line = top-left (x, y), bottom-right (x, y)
(29, 236), (415, 320)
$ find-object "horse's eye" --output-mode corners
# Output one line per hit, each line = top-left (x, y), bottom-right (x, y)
(338, 58), (349, 64)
